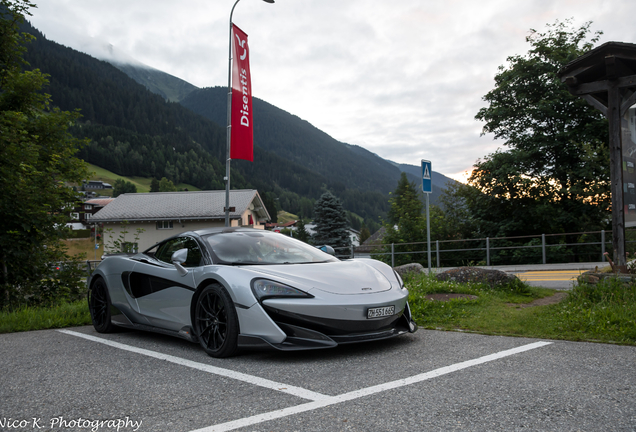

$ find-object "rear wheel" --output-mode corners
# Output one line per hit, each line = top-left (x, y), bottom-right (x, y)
(194, 283), (239, 358)
(88, 278), (117, 333)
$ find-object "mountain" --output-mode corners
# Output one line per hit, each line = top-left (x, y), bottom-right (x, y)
(107, 64), (455, 202)
(111, 63), (198, 103)
(20, 20), (448, 231)
(96, 57), (456, 202)
(180, 86), (405, 195)
(390, 162), (457, 190)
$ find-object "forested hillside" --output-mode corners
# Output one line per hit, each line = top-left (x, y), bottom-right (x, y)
(112, 63), (198, 102)
(21, 21), (410, 229)
(181, 87), (406, 195)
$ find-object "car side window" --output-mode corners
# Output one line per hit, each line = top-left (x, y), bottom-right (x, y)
(154, 237), (203, 267)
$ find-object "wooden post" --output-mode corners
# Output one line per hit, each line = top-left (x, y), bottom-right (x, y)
(608, 82), (627, 271)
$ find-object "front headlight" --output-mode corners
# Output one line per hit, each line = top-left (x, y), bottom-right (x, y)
(251, 279), (314, 302)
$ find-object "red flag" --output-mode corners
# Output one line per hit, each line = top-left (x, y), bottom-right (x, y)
(230, 24), (254, 162)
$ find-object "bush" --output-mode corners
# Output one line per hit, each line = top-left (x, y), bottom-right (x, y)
(556, 277), (636, 342)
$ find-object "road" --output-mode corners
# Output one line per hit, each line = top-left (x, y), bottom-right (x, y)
(515, 270), (584, 289)
(2, 326), (635, 431)
(436, 262), (606, 290)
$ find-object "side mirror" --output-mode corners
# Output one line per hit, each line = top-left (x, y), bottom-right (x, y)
(171, 248), (189, 276)
(317, 245), (335, 256)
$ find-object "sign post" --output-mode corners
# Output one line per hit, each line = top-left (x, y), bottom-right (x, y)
(422, 160), (432, 272)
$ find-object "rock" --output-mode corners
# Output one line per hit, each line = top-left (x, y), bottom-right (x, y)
(393, 263), (426, 277)
(577, 271), (636, 285)
(436, 266), (518, 286)
(577, 273), (600, 284)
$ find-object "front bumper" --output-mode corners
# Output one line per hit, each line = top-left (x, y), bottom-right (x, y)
(238, 302), (418, 352)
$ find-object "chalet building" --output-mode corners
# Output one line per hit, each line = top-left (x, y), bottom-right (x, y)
(89, 190), (270, 252)
(68, 198), (115, 228)
(83, 180), (113, 190)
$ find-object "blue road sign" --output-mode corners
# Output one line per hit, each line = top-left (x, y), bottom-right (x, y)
(422, 160), (432, 193)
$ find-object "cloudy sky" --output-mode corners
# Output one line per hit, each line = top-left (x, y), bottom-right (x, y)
(28, 0), (636, 181)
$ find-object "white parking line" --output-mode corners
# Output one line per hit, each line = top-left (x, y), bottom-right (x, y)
(57, 330), (329, 402)
(58, 330), (551, 432)
(190, 341), (553, 432)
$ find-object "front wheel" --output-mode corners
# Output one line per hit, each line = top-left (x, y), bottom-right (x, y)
(194, 283), (239, 358)
(88, 278), (117, 333)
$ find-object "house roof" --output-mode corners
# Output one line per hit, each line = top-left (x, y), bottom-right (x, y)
(89, 190), (270, 223)
(85, 198), (115, 207)
(356, 226), (387, 253)
(265, 220), (298, 229)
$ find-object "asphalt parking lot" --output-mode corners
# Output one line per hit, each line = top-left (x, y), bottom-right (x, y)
(1, 326), (635, 432)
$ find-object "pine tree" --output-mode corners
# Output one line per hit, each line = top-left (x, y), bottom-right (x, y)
(381, 173), (426, 266)
(312, 192), (351, 251)
(150, 177), (160, 192)
(295, 219), (311, 244)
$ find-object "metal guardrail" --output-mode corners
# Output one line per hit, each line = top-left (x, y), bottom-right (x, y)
(83, 229), (629, 269)
(333, 229), (636, 267)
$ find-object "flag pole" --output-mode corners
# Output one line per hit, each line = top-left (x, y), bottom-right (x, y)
(225, 0), (275, 227)
(225, 0), (240, 227)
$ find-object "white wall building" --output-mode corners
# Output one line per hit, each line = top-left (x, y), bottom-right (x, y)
(90, 190), (270, 252)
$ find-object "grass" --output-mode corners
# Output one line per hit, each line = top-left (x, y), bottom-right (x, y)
(277, 210), (299, 224)
(0, 300), (91, 334)
(63, 238), (104, 261)
(2, 272), (634, 345)
(406, 273), (636, 345)
(84, 163), (200, 194)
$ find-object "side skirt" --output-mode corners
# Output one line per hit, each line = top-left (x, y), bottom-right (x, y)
(109, 305), (199, 343)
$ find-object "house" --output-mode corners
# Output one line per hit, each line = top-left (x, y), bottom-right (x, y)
(355, 227), (387, 254)
(83, 180), (113, 190)
(67, 197), (115, 229)
(89, 190), (270, 252)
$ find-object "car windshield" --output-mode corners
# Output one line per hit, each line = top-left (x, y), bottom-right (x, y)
(204, 231), (339, 265)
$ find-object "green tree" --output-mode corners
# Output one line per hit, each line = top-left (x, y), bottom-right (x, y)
(312, 192), (351, 251)
(381, 173), (426, 266)
(437, 181), (478, 240)
(0, 0), (89, 308)
(149, 177), (159, 192)
(471, 19), (609, 238)
(112, 178), (137, 197)
(295, 219), (311, 244)
(359, 224), (371, 244)
(158, 176), (177, 192)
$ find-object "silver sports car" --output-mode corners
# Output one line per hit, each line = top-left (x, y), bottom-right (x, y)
(88, 227), (417, 357)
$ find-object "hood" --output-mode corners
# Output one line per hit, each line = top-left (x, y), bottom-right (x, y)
(248, 260), (393, 295)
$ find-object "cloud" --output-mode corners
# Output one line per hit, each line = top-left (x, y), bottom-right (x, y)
(28, 0), (636, 176)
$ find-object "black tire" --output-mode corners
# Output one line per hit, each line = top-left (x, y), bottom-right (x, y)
(88, 278), (117, 333)
(194, 283), (239, 358)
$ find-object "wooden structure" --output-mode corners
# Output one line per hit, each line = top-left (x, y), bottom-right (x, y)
(558, 42), (636, 270)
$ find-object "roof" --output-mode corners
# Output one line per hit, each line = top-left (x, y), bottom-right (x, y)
(356, 226), (387, 253)
(265, 220), (298, 229)
(558, 41), (636, 84)
(90, 190), (270, 223)
(85, 198), (115, 207)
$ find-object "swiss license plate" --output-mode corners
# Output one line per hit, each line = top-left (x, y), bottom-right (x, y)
(367, 305), (395, 319)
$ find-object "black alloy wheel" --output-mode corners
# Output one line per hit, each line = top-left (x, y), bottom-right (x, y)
(195, 283), (239, 358)
(88, 278), (116, 333)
